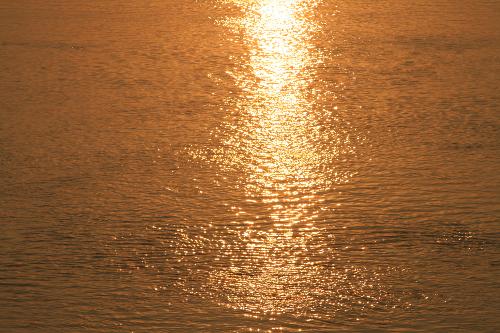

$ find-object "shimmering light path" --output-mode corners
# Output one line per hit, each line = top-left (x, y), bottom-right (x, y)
(199, 0), (372, 316)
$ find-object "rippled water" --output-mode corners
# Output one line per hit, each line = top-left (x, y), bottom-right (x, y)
(1, 0), (499, 332)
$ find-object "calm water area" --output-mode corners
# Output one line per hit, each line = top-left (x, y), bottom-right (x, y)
(1, 0), (499, 332)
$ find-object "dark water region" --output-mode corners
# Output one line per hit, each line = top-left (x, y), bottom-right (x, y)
(1, 0), (499, 332)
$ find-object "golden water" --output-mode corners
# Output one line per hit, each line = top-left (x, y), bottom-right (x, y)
(1, 0), (499, 331)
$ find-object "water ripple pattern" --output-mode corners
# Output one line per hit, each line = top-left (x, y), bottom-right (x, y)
(0, 0), (499, 332)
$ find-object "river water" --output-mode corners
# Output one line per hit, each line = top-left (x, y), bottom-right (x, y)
(1, 0), (499, 332)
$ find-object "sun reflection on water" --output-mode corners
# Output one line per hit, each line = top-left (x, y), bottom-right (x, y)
(195, 0), (368, 317)
(171, 0), (395, 319)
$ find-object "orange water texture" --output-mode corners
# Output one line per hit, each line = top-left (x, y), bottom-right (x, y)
(1, 0), (499, 332)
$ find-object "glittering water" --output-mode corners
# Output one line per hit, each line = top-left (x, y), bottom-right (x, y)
(1, 0), (499, 332)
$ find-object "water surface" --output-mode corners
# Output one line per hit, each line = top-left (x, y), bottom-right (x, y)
(1, 0), (499, 332)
